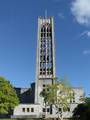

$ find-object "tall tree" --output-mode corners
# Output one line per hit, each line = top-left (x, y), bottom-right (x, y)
(0, 76), (19, 114)
(40, 78), (73, 120)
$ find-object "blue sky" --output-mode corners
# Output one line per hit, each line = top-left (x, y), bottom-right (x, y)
(0, 0), (90, 96)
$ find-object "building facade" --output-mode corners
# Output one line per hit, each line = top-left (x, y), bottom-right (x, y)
(12, 17), (84, 119)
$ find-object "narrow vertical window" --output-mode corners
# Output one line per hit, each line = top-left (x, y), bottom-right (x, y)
(31, 108), (34, 112)
(43, 108), (46, 112)
(47, 108), (50, 112)
(22, 108), (25, 112)
(27, 108), (30, 112)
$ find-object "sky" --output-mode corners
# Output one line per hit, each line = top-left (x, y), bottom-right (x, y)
(0, 0), (90, 96)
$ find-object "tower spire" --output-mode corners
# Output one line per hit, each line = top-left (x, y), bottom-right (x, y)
(45, 9), (47, 18)
(35, 17), (56, 104)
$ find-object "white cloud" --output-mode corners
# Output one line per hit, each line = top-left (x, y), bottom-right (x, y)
(71, 0), (90, 26)
(83, 50), (90, 55)
(87, 31), (90, 37)
(58, 13), (65, 19)
(80, 31), (90, 38)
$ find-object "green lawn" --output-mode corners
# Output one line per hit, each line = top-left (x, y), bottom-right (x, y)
(0, 119), (30, 120)
(0, 119), (31, 120)
(0, 119), (15, 120)
(0, 119), (16, 120)
(0, 118), (38, 120)
(0, 118), (40, 120)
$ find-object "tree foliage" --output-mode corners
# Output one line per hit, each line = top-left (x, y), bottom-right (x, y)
(0, 76), (19, 114)
(40, 78), (73, 120)
(73, 97), (90, 120)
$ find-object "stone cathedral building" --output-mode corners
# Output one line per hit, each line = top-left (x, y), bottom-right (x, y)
(12, 17), (84, 119)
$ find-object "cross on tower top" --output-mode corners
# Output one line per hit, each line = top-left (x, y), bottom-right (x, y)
(45, 10), (47, 18)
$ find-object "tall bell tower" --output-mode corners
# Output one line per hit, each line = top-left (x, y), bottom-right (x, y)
(35, 17), (56, 104)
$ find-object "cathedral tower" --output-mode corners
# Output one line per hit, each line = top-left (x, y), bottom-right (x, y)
(35, 17), (56, 104)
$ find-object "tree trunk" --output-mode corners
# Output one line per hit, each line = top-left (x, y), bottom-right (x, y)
(58, 107), (63, 120)
(50, 104), (53, 114)
(61, 107), (63, 120)
(45, 103), (47, 118)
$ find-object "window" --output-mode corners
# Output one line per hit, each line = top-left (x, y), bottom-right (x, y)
(41, 33), (43, 37)
(47, 72), (49, 75)
(59, 108), (61, 112)
(41, 28), (43, 32)
(43, 84), (45, 87)
(47, 88), (49, 91)
(22, 108), (25, 112)
(70, 99), (72, 103)
(63, 108), (67, 112)
(43, 72), (46, 75)
(47, 108), (50, 112)
(47, 68), (49, 71)
(43, 108), (46, 112)
(40, 72), (42, 75)
(27, 108), (30, 112)
(44, 27), (46, 32)
(67, 107), (70, 112)
(43, 89), (45, 92)
(40, 68), (42, 71)
(73, 98), (75, 103)
(70, 92), (75, 103)
(44, 33), (46, 37)
(31, 108), (34, 112)
(63, 107), (70, 112)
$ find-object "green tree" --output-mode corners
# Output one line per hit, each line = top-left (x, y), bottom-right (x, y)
(0, 76), (19, 114)
(73, 97), (90, 120)
(40, 78), (73, 120)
